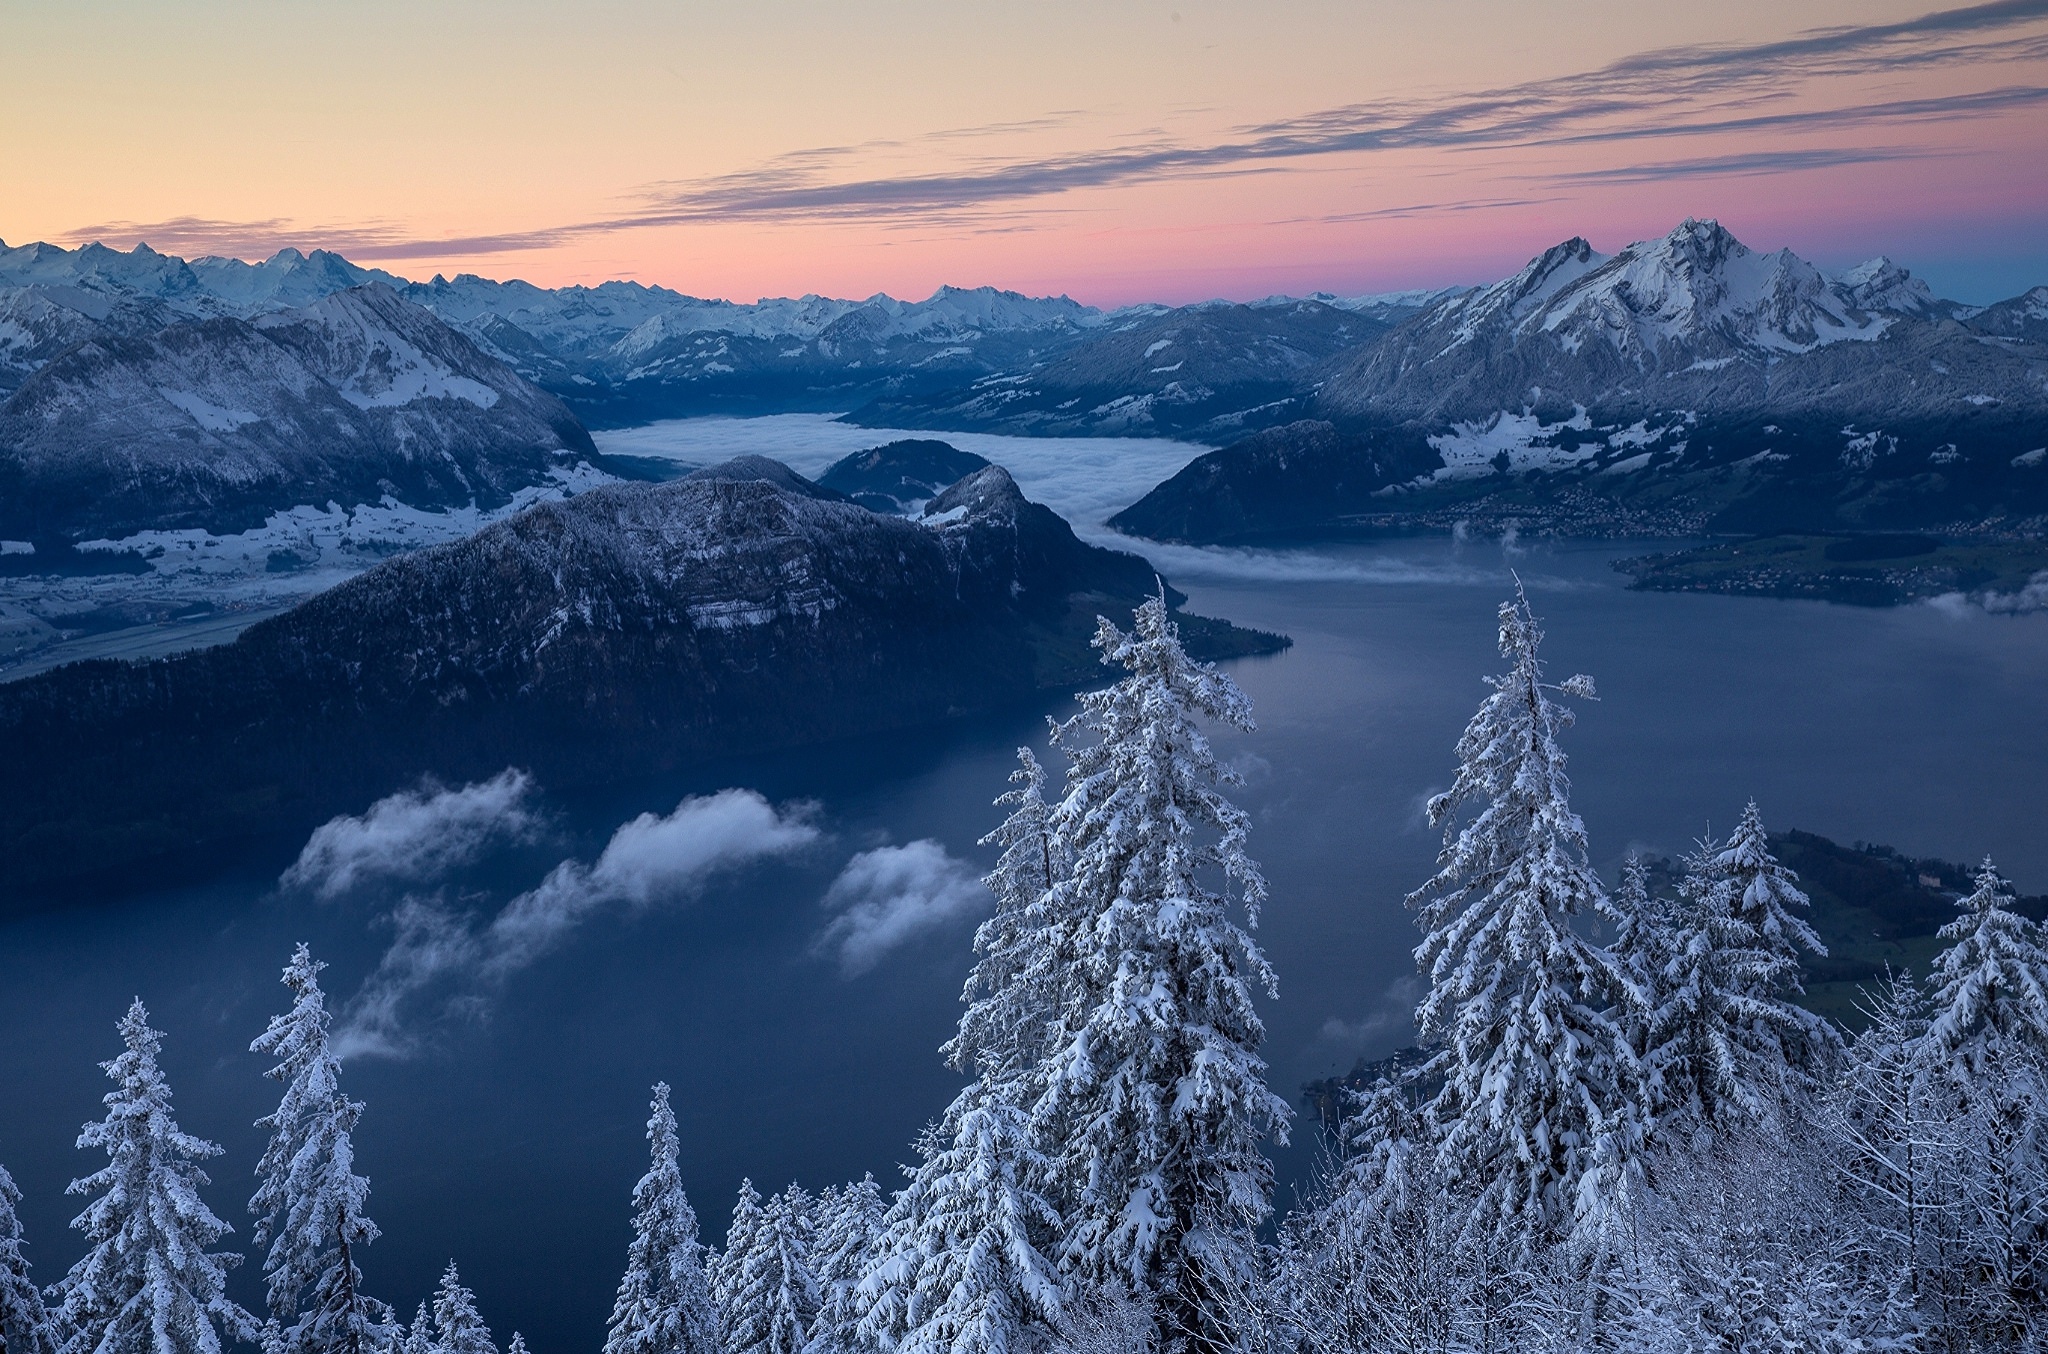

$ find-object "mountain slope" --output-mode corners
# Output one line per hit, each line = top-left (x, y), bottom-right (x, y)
(0, 283), (594, 541)
(1114, 221), (2048, 544)
(847, 298), (1387, 440)
(0, 459), (1282, 903)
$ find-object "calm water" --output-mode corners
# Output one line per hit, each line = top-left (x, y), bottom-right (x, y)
(2, 525), (2043, 1352)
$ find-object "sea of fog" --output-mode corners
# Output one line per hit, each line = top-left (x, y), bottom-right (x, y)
(2, 416), (2045, 1354)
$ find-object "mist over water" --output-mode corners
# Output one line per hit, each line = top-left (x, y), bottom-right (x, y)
(4, 425), (2045, 1354)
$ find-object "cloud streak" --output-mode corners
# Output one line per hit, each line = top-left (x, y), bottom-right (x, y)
(815, 840), (986, 976)
(334, 788), (818, 1057)
(65, 0), (2048, 260)
(281, 770), (542, 900)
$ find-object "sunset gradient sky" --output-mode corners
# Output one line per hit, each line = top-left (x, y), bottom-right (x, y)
(6, 0), (2047, 304)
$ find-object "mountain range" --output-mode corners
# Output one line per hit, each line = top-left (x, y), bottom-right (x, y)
(1110, 220), (2048, 543)
(0, 452), (1281, 904)
(5, 221), (2045, 556)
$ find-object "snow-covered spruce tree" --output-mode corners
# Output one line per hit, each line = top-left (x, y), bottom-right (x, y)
(1034, 594), (1288, 1351)
(603, 1084), (718, 1354)
(1406, 586), (1641, 1253)
(52, 1000), (255, 1354)
(1827, 968), (1954, 1305)
(1920, 860), (2048, 1342)
(399, 1303), (433, 1354)
(0, 1161), (55, 1354)
(503, 1335), (527, 1354)
(709, 1180), (762, 1335)
(947, 747), (1065, 1098)
(857, 746), (1074, 1354)
(1636, 830), (1831, 1146)
(1924, 858), (2048, 1077)
(717, 1184), (818, 1354)
(812, 1177), (883, 1354)
(250, 945), (393, 1354)
(429, 1263), (495, 1354)
(857, 1093), (1063, 1354)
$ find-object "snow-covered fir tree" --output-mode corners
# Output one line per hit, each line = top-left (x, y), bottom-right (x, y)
(857, 742), (1076, 1354)
(0, 1161), (55, 1354)
(1406, 587), (1640, 1251)
(946, 747), (1064, 1097)
(603, 1084), (718, 1354)
(429, 1263), (495, 1354)
(857, 1093), (1063, 1354)
(1924, 858), (2048, 1077)
(400, 1302), (433, 1354)
(503, 1335), (527, 1354)
(811, 1177), (884, 1354)
(1637, 830), (1829, 1143)
(1828, 968), (1952, 1303)
(52, 1000), (255, 1354)
(249, 945), (392, 1354)
(715, 1183), (817, 1354)
(1033, 593), (1288, 1351)
(1919, 859), (2048, 1339)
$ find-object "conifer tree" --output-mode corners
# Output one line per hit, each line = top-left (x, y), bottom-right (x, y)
(0, 1161), (55, 1354)
(250, 945), (392, 1354)
(1920, 860), (2048, 1336)
(945, 748), (1064, 1096)
(717, 1185), (817, 1354)
(811, 1177), (884, 1354)
(400, 1303), (433, 1354)
(504, 1335), (527, 1354)
(1406, 587), (1639, 1251)
(429, 1264), (494, 1354)
(709, 1180), (763, 1333)
(1639, 833), (1826, 1141)
(52, 1000), (255, 1354)
(1035, 594), (1288, 1350)
(1924, 858), (2048, 1077)
(857, 1093), (1063, 1354)
(603, 1085), (718, 1354)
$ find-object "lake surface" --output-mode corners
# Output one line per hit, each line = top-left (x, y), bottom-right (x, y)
(2, 420), (2044, 1354)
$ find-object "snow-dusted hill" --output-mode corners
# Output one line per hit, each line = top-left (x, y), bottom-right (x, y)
(0, 458), (1279, 901)
(847, 298), (1389, 440)
(0, 283), (593, 541)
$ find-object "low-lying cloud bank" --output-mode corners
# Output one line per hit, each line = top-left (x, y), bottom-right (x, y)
(815, 840), (987, 976)
(333, 787), (818, 1058)
(281, 769), (542, 899)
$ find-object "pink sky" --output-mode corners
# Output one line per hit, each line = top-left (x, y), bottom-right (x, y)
(5, 0), (2045, 303)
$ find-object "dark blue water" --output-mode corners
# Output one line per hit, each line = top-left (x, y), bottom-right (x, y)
(2, 537), (2043, 1354)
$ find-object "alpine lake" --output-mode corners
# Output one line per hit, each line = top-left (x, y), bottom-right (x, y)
(1, 415), (2043, 1353)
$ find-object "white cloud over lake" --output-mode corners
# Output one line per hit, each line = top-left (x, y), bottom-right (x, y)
(815, 839), (986, 976)
(281, 769), (542, 900)
(335, 787), (818, 1057)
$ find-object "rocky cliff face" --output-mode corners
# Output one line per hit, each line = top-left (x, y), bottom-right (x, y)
(0, 459), (1282, 903)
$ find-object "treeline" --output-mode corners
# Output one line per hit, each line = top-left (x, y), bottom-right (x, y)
(3, 589), (2045, 1354)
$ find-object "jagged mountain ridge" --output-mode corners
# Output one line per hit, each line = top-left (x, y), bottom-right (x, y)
(1313, 220), (2034, 423)
(1112, 221), (2048, 545)
(0, 457), (1283, 903)
(0, 283), (594, 542)
(0, 237), (1454, 430)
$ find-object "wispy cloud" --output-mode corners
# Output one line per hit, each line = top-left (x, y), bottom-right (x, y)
(1551, 145), (1939, 185)
(814, 840), (986, 976)
(62, 0), (2048, 259)
(281, 770), (542, 900)
(334, 788), (818, 1057)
